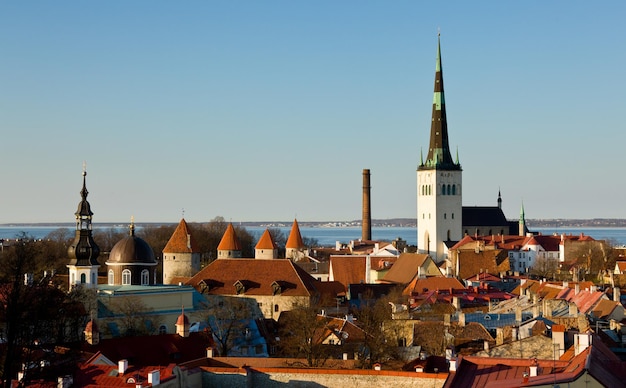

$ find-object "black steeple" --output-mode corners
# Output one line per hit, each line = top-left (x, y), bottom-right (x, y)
(419, 34), (461, 171)
(67, 165), (100, 266)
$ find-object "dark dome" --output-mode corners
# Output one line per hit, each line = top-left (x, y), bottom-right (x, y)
(107, 235), (157, 265)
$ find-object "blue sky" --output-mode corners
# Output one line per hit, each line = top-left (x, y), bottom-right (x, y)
(1, 1), (625, 223)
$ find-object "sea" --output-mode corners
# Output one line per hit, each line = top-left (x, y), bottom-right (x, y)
(2, 225), (626, 247)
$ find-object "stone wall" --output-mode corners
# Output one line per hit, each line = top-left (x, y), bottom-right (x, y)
(203, 367), (446, 388)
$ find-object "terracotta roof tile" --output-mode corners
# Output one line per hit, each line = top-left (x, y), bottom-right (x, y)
(404, 276), (465, 295)
(457, 250), (510, 279)
(255, 228), (278, 250)
(382, 253), (430, 284)
(217, 223), (242, 251)
(329, 256), (367, 289)
(285, 219), (305, 249)
(186, 259), (318, 297)
(163, 218), (199, 253)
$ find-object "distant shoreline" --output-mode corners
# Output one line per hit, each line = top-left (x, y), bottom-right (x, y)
(2, 218), (626, 228)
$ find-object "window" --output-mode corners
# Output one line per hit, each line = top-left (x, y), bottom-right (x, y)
(452, 213), (455, 219)
(452, 185), (456, 195)
(80, 273), (86, 284)
(159, 325), (167, 335)
(141, 269), (149, 285)
(444, 213), (447, 219)
(447, 185), (451, 195)
(274, 304), (279, 312)
(122, 269), (131, 285)
(108, 270), (114, 285)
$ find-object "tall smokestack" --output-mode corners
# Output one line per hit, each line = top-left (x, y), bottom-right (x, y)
(362, 169), (371, 241)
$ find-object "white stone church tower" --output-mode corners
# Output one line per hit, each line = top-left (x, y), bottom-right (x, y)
(417, 35), (462, 263)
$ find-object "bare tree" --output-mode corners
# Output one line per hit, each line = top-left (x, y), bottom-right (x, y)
(278, 303), (330, 367)
(206, 297), (253, 356)
(113, 296), (158, 336)
(529, 256), (559, 280)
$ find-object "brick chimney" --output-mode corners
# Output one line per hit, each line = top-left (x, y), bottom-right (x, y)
(362, 169), (371, 241)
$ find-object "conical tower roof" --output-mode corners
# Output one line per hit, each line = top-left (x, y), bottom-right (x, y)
(163, 218), (199, 253)
(255, 228), (278, 250)
(286, 219), (305, 249)
(217, 223), (242, 251)
(419, 33), (461, 171)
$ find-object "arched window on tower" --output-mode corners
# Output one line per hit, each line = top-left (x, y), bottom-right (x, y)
(441, 185), (445, 195)
(141, 269), (149, 286)
(452, 185), (456, 195)
(447, 185), (451, 195)
(80, 273), (86, 284)
(447, 230), (451, 240)
(122, 269), (131, 285)
(108, 270), (114, 285)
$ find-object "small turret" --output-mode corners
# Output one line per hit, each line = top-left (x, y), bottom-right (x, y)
(176, 306), (190, 338)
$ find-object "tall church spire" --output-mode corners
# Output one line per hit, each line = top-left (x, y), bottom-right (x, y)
(420, 33), (460, 171)
(67, 164), (101, 289)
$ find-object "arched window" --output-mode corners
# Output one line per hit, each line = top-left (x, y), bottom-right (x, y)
(122, 269), (131, 285)
(80, 273), (86, 284)
(159, 325), (167, 335)
(108, 270), (114, 285)
(141, 269), (149, 286)
(444, 213), (447, 219)
(447, 185), (451, 195)
(447, 230), (451, 240)
(441, 185), (446, 195)
(452, 213), (455, 219)
(452, 185), (456, 195)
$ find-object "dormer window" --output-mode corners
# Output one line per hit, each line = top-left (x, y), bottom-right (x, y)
(271, 281), (282, 295)
(234, 280), (245, 295)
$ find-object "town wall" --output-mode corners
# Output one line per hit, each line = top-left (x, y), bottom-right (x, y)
(203, 367), (446, 388)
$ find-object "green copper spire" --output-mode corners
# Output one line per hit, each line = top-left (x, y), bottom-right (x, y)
(419, 33), (461, 171)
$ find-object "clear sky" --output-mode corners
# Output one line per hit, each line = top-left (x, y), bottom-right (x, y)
(1, 1), (625, 224)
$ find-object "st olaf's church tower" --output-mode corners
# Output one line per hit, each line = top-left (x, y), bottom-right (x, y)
(417, 35), (462, 263)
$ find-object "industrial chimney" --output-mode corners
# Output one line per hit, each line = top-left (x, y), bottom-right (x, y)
(362, 169), (371, 241)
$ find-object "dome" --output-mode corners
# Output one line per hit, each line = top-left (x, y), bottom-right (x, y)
(107, 227), (157, 265)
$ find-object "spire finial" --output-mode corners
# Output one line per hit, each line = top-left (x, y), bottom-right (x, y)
(129, 216), (135, 236)
(182, 208), (185, 219)
(82, 161), (87, 176)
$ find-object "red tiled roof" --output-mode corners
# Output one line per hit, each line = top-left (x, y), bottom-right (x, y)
(329, 255), (366, 289)
(592, 299), (619, 319)
(457, 249), (509, 279)
(163, 218), (199, 253)
(217, 223), (242, 251)
(285, 219), (305, 249)
(81, 332), (213, 367)
(382, 253), (431, 284)
(186, 259), (319, 297)
(403, 276), (465, 296)
(255, 228), (278, 250)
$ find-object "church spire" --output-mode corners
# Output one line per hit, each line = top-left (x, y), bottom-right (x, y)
(519, 202), (526, 236)
(67, 164), (101, 290)
(67, 165), (100, 267)
(420, 33), (460, 171)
